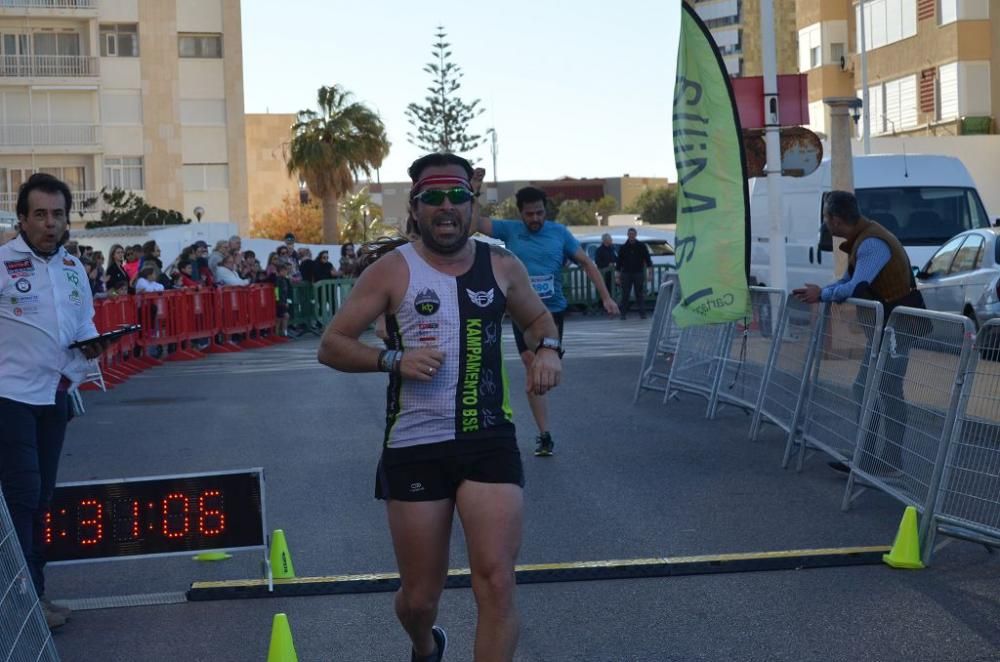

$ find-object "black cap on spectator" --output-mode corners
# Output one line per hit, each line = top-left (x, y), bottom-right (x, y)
(284, 233), (295, 242)
(192, 240), (208, 249)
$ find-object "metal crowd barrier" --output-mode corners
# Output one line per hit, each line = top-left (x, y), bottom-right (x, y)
(0, 489), (60, 661)
(749, 296), (819, 445)
(923, 318), (1000, 564)
(788, 299), (884, 471)
(664, 320), (733, 413)
(708, 287), (785, 418)
(562, 264), (676, 312)
(842, 308), (975, 527)
(633, 278), (679, 403)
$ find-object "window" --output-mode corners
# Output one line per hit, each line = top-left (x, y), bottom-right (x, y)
(857, 0), (917, 51)
(180, 99), (226, 125)
(178, 34), (222, 58)
(938, 62), (959, 120)
(950, 234), (984, 273)
(863, 75), (917, 134)
(925, 235), (965, 275)
(810, 46), (820, 69)
(183, 164), (229, 191)
(101, 92), (142, 125)
(104, 157), (143, 191)
(100, 24), (138, 57)
(33, 32), (81, 56)
(831, 43), (845, 67)
(856, 187), (992, 247)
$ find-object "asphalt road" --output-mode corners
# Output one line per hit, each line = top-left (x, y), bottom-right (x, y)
(46, 317), (1000, 661)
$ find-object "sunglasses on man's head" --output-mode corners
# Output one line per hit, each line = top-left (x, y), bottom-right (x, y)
(412, 187), (474, 206)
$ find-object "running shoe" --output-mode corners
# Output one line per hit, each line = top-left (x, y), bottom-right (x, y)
(410, 625), (447, 662)
(534, 432), (554, 457)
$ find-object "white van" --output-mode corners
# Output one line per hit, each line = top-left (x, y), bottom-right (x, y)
(749, 154), (993, 288)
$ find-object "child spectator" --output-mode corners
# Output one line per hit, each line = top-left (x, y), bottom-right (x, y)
(123, 245), (142, 281)
(269, 262), (292, 337)
(135, 263), (165, 293)
(175, 259), (199, 288)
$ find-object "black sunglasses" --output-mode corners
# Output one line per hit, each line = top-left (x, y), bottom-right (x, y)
(412, 187), (474, 206)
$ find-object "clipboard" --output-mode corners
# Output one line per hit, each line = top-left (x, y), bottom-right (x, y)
(69, 324), (142, 350)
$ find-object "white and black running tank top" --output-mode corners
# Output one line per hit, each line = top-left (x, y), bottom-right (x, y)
(384, 241), (514, 448)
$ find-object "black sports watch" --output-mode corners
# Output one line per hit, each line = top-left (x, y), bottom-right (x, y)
(535, 337), (564, 358)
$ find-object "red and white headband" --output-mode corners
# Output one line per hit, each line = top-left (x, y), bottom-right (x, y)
(411, 174), (471, 197)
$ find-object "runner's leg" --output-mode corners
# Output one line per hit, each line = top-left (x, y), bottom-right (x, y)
(520, 350), (548, 435)
(456, 481), (523, 662)
(386, 499), (455, 656)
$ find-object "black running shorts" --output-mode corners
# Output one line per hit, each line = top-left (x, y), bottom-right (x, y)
(375, 438), (524, 501)
(512, 310), (564, 355)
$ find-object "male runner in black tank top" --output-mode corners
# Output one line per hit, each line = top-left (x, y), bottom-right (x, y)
(318, 153), (561, 662)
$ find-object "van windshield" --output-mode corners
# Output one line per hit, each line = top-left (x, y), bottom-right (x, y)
(855, 187), (991, 246)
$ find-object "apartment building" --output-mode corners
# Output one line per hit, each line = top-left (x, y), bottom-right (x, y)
(796, 0), (997, 139)
(689, 0), (798, 77)
(0, 0), (248, 231)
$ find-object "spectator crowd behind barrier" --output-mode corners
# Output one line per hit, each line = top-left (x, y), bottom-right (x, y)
(84, 283), (287, 389)
(638, 291), (1000, 565)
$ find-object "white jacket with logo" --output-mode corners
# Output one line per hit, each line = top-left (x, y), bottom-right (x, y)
(0, 235), (98, 405)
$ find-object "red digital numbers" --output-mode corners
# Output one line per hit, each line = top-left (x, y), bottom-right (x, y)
(46, 489), (228, 547)
(78, 499), (103, 545)
(162, 493), (190, 538)
(198, 490), (225, 536)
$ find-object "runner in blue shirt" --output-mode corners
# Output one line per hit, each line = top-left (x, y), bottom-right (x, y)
(471, 174), (618, 456)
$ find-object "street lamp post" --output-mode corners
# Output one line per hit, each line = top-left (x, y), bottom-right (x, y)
(361, 205), (369, 243)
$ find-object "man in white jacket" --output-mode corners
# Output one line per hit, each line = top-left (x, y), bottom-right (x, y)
(0, 174), (108, 629)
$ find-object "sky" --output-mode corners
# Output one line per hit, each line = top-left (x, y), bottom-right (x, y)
(241, 0), (682, 184)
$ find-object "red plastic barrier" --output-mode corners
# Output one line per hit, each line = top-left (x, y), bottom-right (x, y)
(84, 283), (282, 386)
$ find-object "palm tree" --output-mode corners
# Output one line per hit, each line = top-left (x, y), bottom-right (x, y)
(286, 85), (390, 243)
(340, 187), (396, 244)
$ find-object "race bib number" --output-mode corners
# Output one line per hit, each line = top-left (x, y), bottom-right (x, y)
(530, 274), (555, 300)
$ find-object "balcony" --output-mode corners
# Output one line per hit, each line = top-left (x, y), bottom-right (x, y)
(0, 55), (98, 79)
(0, 124), (100, 149)
(0, 1), (98, 17)
(0, 189), (100, 214)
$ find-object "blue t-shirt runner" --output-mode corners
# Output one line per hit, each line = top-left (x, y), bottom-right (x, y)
(472, 182), (620, 458)
(490, 219), (580, 314)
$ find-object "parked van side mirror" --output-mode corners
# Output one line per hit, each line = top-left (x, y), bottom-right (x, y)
(994, 217), (999, 227)
(818, 223), (833, 252)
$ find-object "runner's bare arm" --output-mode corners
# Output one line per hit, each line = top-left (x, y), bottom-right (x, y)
(470, 167), (494, 237)
(572, 247), (620, 317)
(317, 257), (394, 371)
(494, 246), (561, 394)
(317, 254), (444, 381)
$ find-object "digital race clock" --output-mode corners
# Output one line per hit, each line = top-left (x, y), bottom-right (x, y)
(45, 469), (265, 564)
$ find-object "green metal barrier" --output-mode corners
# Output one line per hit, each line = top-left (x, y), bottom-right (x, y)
(288, 282), (318, 330)
(562, 264), (675, 312)
(313, 278), (355, 327)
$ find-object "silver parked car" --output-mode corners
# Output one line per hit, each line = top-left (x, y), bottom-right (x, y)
(916, 227), (1000, 356)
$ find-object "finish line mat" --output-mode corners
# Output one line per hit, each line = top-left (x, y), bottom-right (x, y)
(187, 546), (890, 601)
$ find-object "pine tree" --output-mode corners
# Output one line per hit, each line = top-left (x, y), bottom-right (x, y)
(405, 26), (485, 154)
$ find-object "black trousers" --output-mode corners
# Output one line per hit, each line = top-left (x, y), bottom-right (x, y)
(0, 393), (68, 596)
(619, 271), (646, 315)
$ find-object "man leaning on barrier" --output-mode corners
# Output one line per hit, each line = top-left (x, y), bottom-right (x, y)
(0, 174), (111, 629)
(792, 190), (927, 478)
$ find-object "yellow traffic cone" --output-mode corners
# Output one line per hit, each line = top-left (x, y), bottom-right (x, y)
(270, 529), (295, 579)
(882, 506), (925, 569)
(266, 613), (298, 662)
